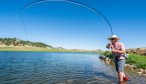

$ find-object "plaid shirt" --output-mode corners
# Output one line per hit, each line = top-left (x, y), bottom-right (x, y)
(111, 41), (126, 59)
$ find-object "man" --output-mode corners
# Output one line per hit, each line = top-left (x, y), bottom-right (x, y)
(106, 35), (128, 84)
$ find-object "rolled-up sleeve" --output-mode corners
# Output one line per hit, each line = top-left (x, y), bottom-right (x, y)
(120, 42), (126, 51)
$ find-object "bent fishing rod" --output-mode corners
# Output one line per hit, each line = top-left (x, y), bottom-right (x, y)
(20, 0), (114, 35)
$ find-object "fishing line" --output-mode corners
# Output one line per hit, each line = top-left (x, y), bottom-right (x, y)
(20, 0), (114, 36)
(20, 13), (29, 41)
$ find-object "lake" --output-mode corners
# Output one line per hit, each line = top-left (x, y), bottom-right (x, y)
(0, 52), (146, 84)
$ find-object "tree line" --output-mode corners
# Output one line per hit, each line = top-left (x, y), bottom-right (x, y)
(0, 38), (53, 48)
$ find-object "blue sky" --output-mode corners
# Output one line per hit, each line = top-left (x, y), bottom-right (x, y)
(0, 0), (146, 50)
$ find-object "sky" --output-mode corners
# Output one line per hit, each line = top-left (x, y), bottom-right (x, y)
(0, 0), (146, 50)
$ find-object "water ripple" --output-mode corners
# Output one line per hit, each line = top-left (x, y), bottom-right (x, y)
(0, 52), (145, 84)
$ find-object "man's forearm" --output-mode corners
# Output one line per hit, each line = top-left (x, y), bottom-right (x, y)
(117, 50), (125, 54)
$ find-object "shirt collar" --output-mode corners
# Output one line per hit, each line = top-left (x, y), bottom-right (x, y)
(112, 41), (118, 45)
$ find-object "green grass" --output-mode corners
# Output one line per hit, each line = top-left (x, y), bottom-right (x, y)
(99, 51), (146, 69)
(127, 54), (146, 69)
(99, 51), (113, 59)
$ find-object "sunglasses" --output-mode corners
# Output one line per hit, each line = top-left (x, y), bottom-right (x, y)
(110, 38), (115, 40)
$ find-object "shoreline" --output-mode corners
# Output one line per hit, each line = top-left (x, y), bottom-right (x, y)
(0, 46), (97, 53)
(98, 51), (146, 76)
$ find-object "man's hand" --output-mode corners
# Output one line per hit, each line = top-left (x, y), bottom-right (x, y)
(106, 43), (112, 49)
(112, 49), (125, 54)
(112, 49), (119, 53)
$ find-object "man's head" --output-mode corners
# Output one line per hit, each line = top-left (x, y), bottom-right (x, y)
(108, 35), (120, 43)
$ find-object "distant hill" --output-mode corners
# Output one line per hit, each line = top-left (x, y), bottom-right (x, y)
(0, 38), (53, 48)
(0, 38), (99, 52)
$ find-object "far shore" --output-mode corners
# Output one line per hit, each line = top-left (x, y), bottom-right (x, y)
(0, 46), (97, 53)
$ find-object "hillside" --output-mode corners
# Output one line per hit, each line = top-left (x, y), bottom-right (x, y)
(0, 38), (97, 52)
(127, 47), (146, 55)
(0, 38), (53, 48)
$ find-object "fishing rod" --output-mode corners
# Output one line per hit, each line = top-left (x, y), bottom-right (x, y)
(20, 0), (114, 35)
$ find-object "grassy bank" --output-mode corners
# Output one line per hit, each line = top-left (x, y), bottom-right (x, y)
(0, 46), (95, 53)
(99, 51), (146, 69)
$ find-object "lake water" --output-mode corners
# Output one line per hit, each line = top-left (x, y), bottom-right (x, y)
(0, 52), (146, 84)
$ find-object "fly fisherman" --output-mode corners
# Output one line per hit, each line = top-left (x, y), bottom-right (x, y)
(106, 35), (128, 84)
